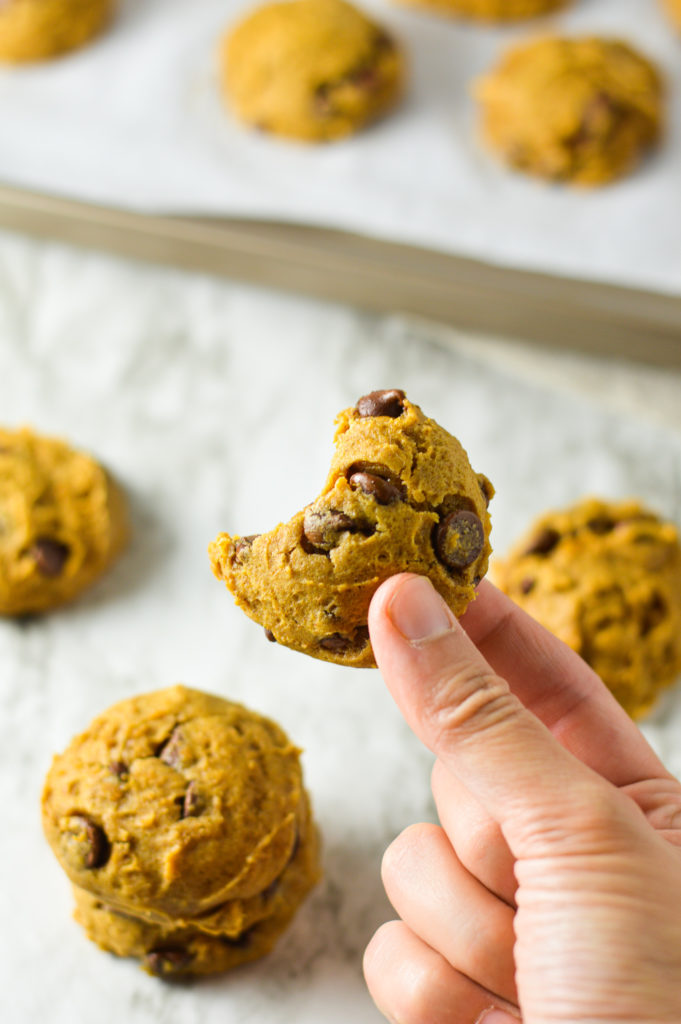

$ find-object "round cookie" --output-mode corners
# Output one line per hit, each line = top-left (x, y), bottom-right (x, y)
(475, 36), (663, 186)
(71, 794), (320, 977)
(0, 427), (129, 616)
(395, 0), (567, 21)
(495, 498), (681, 718)
(42, 686), (311, 920)
(210, 389), (493, 668)
(0, 0), (114, 63)
(221, 0), (404, 142)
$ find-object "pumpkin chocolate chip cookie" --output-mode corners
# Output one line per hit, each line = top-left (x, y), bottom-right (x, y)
(495, 498), (681, 719)
(210, 390), (493, 668)
(0, 0), (114, 63)
(42, 686), (320, 976)
(395, 0), (567, 21)
(475, 36), (663, 186)
(0, 427), (128, 616)
(220, 0), (405, 142)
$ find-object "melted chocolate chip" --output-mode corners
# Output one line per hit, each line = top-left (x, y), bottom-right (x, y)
(348, 470), (403, 505)
(356, 389), (405, 418)
(233, 535), (259, 564)
(587, 516), (615, 535)
(641, 592), (666, 636)
(31, 537), (70, 577)
(434, 511), (484, 570)
(109, 761), (129, 779)
(524, 528), (560, 557)
(144, 948), (193, 977)
(181, 781), (201, 819)
(520, 577), (535, 595)
(62, 815), (110, 870)
(302, 508), (356, 553)
(157, 727), (184, 770)
(319, 626), (370, 655)
(264, 628), (276, 642)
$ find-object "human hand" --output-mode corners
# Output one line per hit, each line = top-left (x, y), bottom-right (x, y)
(363, 574), (681, 1024)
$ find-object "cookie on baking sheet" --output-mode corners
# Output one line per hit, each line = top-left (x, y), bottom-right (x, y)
(475, 36), (663, 186)
(42, 686), (316, 923)
(0, 427), (129, 616)
(71, 793), (320, 977)
(210, 389), (493, 668)
(0, 0), (114, 62)
(495, 498), (681, 719)
(395, 0), (567, 21)
(220, 0), (405, 142)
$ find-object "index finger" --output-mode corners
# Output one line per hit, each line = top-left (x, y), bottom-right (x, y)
(459, 579), (672, 787)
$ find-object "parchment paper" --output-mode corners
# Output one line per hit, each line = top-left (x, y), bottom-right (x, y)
(0, 0), (678, 294)
(0, 230), (680, 1023)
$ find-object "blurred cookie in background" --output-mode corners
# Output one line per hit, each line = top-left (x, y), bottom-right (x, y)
(475, 36), (663, 186)
(0, 0), (114, 62)
(220, 0), (405, 142)
(395, 0), (568, 21)
(0, 426), (129, 615)
(495, 498), (681, 719)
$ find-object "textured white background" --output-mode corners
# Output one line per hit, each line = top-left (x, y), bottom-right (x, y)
(0, 227), (681, 1023)
(0, 0), (678, 292)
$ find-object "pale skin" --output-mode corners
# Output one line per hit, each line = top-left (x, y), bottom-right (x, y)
(363, 573), (681, 1024)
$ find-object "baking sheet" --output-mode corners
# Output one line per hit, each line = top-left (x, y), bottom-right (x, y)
(0, 0), (679, 295)
(1, 231), (681, 1023)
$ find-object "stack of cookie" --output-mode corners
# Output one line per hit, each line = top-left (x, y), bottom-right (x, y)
(41, 686), (321, 978)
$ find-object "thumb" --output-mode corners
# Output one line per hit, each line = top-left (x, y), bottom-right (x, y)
(369, 573), (615, 856)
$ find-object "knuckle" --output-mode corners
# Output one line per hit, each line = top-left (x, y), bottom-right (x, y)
(423, 663), (522, 750)
(381, 823), (441, 888)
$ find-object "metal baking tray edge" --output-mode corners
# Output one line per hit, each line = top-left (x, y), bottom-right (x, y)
(0, 183), (679, 366)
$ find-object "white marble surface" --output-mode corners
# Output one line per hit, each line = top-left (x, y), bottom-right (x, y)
(0, 229), (681, 1023)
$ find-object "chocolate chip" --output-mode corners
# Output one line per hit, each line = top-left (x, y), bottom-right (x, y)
(144, 948), (193, 977)
(587, 516), (615, 535)
(157, 727), (184, 770)
(524, 528), (560, 557)
(302, 508), (355, 553)
(180, 781), (201, 818)
(478, 476), (494, 507)
(314, 82), (333, 116)
(349, 471), (403, 505)
(520, 577), (535, 595)
(30, 538), (69, 577)
(319, 626), (370, 655)
(264, 628), (276, 642)
(434, 511), (484, 570)
(356, 389), (405, 418)
(109, 761), (128, 779)
(641, 592), (666, 636)
(233, 535), (259, 564)
(62, 814), (110, 870)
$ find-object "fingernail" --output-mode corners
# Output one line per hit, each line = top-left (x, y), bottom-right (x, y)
(388, 575), (455, 643)
(475, 1009), (519, 1024)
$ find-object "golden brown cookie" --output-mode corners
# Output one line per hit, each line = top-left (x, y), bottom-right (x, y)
(0, 0), (114, 62)
(71, 794), (320, 977)
(42, 686), (313, 921)
(475, 36), (663, 186)
(220, 0), (404, 142)
(395, 0), (566, 21)
(495, 498), (681, 718)
(210, 389), (493, 668)
(0, 427), (129, 616)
